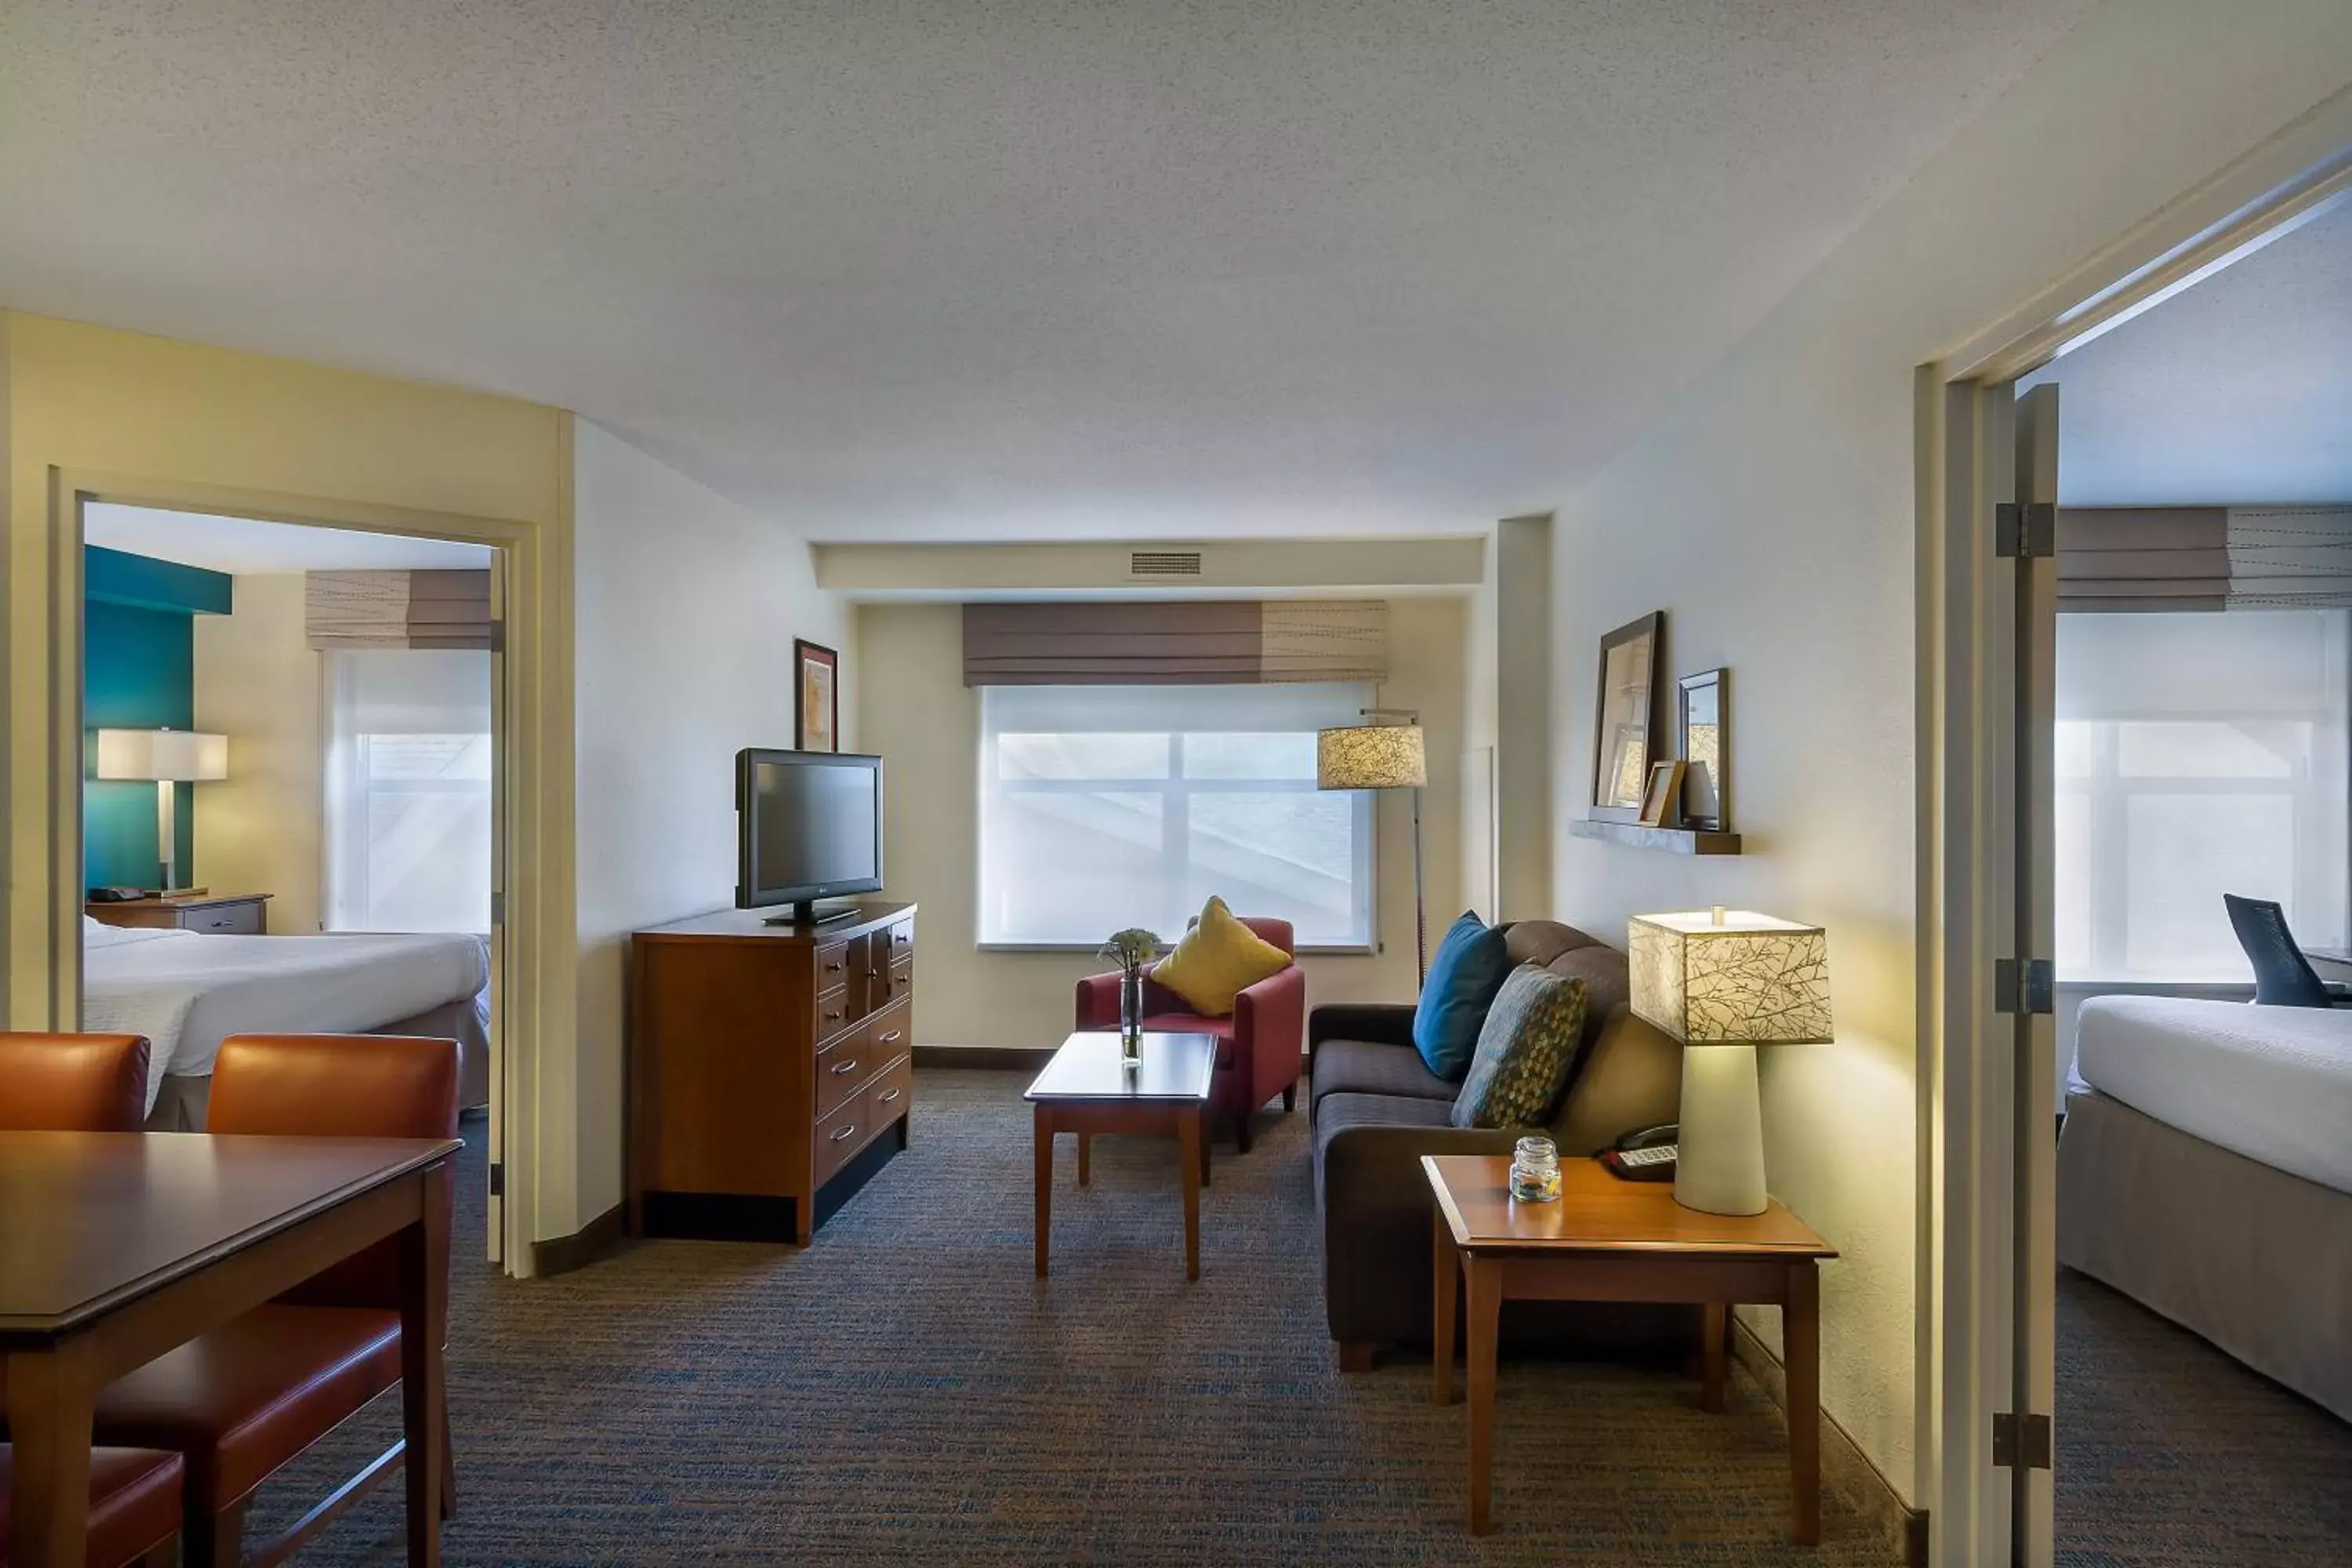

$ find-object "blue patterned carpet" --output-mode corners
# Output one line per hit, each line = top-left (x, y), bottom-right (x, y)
(253, 1070), (1906, 1565)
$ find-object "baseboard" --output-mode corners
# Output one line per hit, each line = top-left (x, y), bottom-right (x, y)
(1728, 1316), (1928, 1566)
(911, 1044), (1056, 1069)
(532, 1201), (624, 1276)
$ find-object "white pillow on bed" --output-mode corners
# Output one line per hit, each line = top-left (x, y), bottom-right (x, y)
(84, 916), (187, 949)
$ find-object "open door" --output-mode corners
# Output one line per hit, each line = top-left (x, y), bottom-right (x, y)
(485, 549), (510, 1266)
(2002, 382), (2060, 1566)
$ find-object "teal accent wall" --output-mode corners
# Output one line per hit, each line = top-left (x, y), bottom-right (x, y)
(84, 546), (234, 891)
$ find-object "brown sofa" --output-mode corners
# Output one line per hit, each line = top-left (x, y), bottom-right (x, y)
(1309, 919), (1686, 1366)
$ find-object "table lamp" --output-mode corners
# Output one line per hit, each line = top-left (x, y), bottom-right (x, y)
(94, 728), (228, 895)
(1628, 908), (1831, 1215)
(1316, 712), (1428, 977)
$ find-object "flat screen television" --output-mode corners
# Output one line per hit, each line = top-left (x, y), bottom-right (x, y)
(735, 749), (884, 925)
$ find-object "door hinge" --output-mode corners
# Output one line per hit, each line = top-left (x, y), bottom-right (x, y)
(1992, 1411), (2052, 1470)
(1995, 501), (2056, 558)
(488, 619), (508, 655)
(488, 1162), (504, 1199)
(490, 890), (505, 927)
(1994, 957), (2055, 1016)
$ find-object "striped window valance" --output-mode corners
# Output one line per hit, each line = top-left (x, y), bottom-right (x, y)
(962, 600), (1388, 686)
(307, 570), (493, 650)
(2060, 507), (2352, 613)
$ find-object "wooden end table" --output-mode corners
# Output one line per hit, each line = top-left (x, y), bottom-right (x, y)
(1027, 1032), (1216, 1281)
(1423, 1153), (1837, 1541)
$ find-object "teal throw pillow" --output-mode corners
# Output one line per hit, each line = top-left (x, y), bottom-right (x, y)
(1450, 966), (1588, 1129)
(1413, 912), (1514, 1081)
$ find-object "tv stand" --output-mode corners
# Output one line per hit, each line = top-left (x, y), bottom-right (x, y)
(766, 899), (862, 927)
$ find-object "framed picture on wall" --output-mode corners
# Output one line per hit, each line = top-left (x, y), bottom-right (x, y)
(1677, 667), (1730, 831)
(794, 638), (840, 753)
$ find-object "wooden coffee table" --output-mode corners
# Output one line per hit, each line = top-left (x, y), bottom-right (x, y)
(1423, 1153), (1837, 1541)
(1028, 1032), (1217, 1281)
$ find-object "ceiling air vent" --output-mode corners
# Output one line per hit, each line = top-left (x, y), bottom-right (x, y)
(1129, 550), (1203, 578)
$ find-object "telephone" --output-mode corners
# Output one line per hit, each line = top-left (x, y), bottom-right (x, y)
(87, 886), (149, 903)
(1599, 1123), (1679, 1182)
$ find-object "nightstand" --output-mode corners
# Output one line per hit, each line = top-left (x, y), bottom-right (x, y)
(85, 891), (271, 935)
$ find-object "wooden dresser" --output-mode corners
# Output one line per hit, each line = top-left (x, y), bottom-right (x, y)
(627, 901), (916, 1242)
(85, 891), (270, 935)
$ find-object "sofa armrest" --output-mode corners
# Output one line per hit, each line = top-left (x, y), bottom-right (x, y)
(1308, 1002), (1417, 1080)
(1073, 971), (1123, 1030)
(1319, 1121), (1523, 1210)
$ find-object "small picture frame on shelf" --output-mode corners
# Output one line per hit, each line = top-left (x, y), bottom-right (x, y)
(1639, 760), (1686, 827)
(1677, 667), (1730, 832)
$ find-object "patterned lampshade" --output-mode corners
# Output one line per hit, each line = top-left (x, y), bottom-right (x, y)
(1628, 910), (1832, 1047)
(1316, 722), (1426, 790)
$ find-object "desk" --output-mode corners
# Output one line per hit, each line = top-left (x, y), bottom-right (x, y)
(0, 1131), (459, 1567)
(1424, 1153), (1837, 1541)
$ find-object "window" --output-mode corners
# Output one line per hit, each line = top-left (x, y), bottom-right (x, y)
(325, 649), (493, 933)
(978, 684), (1375, 948)
(2056, 610), (2348, 981)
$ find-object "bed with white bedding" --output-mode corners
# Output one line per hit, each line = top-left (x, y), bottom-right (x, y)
(2059, 995), (2352, 1421)
(81, 917), (490, 1124)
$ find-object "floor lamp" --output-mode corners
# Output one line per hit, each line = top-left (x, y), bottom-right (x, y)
(1316, 711), (1429, 979)
(95, 728), (228, 895)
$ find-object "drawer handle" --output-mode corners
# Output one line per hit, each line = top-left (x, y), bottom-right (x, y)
(824, 1008), (844, 1022)
(831, 1058), (859, 1076)
(877, 1030), (902, 1045)
(877, 1087), (902, 1105)
(830, 1123), (858, 1142)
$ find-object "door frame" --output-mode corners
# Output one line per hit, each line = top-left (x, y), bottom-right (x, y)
(41, 470), (546, 1274)
(1917, 98), (2352, 1568)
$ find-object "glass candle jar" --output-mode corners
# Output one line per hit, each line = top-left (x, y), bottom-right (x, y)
(1508, 1135), (1562, 1202)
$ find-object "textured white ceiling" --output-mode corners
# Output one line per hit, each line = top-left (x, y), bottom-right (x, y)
(85, 504), (494, 572)
(2, 1), (2092, 542)
(2023, 198), (2352, 506)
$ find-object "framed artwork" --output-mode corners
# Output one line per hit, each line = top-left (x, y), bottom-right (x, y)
(1677, 667), (1730, 831)
(1590, 612), (1665, 822)
(1639, 760), (1686, 827)
(794, 638), (840, 753)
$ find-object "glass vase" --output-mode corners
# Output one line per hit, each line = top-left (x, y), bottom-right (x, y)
(1120, 967), (1144, 1064)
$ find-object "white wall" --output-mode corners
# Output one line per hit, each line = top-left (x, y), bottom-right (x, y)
(572, 420), (852, 1230)
(1543, 0), (2352, 1504)
(193, 573), (325, 932)
(855, 596), (1467, 1049)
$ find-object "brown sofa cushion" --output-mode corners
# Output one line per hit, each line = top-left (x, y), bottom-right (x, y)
(1310, 1037), (1457, 1116)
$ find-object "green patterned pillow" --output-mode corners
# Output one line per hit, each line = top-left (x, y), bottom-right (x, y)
(1450, 966), (1588, 1129)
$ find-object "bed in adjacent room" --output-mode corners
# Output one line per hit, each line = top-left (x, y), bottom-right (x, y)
(81, 916), (492, 1127)
(2058, 994), (2352, 1422)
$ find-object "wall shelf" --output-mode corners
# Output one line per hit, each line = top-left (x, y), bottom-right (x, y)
(1570, 818), (1744, 856)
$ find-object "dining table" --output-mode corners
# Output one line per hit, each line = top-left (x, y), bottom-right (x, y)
(0, 1130), (459, 1568)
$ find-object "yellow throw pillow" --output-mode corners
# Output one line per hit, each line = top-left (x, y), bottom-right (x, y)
(1150, 896), (1291, 1018)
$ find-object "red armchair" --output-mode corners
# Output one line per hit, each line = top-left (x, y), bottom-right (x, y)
(1074, 916), (1305, 1152)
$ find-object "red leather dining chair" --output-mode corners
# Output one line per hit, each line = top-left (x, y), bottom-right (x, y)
(1073, 916), (1307, 1153)
(0, 1033), (151, 1132)
(0, 1444), (184, 1567)
(89, 1033), (459, 1568)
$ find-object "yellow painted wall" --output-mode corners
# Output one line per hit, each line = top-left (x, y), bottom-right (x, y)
(193, 573), (325, 934)
(855, 596), (1467, 1048)
(0, 311), (579, 1249)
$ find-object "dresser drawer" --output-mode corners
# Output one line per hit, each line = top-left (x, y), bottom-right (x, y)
(815, 940), (855, 989)
(812, 983), (858, 1044)
(813, 1019), (873, 1120)
(866, 1054), (913, 1129)
(865, 998), (912, 1062)
(877, 955), (915, 1010)
(185, 902), (264, 935)
(814, 1094), (869, 1185)
(882, 919), (916, 963)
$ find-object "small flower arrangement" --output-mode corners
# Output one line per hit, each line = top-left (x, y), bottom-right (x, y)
(1100, 927), (1162, 972)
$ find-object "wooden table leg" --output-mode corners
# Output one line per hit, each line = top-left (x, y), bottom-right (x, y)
(1033, 1104), (1053, 1278)
(1178, 1105), (1202, 1282)
(1077, 1131), (1091, 1187)
(1200, 1122), (1211, 1189)
(1432, 1207), (1457, 1406)
(400, 1161), (452, 1568)
(1786, 1261), (1821, 1545)
(1465, 1254), (1500, 1536)
(5, 1338), (97, 1568)
(1700, 1303), (1728, 1414)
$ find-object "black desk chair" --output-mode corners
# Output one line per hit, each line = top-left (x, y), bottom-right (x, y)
(2223, 893), (2352, 1007)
